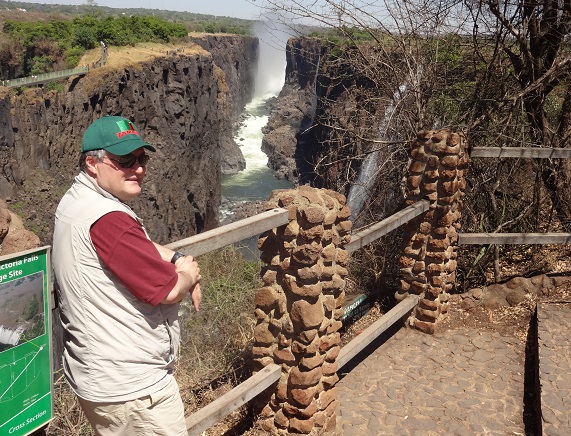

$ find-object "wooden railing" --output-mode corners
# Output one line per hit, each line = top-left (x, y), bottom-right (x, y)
(176, 146), (571, 433)
(461, 146), (571, 245)
(168, 199), (429, 435)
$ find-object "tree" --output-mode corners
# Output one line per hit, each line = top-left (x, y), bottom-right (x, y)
(257, 0), (571, 283)
(472, 0), (571, 230)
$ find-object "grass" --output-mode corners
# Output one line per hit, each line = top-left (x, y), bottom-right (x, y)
(176, 246), (261, 415)
(78, 40), (209, 70)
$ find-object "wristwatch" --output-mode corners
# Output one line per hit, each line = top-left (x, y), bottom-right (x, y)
(170, 251), (185, 264)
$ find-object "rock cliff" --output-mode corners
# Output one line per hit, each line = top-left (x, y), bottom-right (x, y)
(261, 37), (323, 182)
(262, 37), (409, 216)
(0, 35), (258, 247)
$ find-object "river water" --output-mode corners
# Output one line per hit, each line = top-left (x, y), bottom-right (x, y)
(220, 93), (292, 212)
(220, 26), (293, 222)
(219, 27), (294, 256)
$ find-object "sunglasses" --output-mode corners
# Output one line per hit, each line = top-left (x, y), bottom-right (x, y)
(106, 154), (150, 169)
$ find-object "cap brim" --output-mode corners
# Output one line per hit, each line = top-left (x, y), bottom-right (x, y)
(104, 138), (156, 155)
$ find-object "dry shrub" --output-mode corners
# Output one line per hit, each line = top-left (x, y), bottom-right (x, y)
(47, 371), (91, 435)
(175, 245), (261, 416)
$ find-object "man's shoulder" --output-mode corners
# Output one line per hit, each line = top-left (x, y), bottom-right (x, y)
(57, 183), (133, 223)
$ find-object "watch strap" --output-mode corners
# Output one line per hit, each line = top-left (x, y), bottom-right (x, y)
(170, 251), (185, 264)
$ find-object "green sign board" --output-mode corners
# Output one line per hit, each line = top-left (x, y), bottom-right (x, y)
(0, 247), (53, 435)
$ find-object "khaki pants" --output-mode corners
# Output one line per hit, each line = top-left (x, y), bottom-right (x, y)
(77, 376), (187, 436)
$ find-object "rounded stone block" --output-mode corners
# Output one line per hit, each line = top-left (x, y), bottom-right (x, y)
(290, 386), (317, 408)
(300, 353), (325, 371)
(302, 206), (326, 224)
(291, 298), (324, 329)
(441, 155), (460, 167)
(289, 416), (315, 434)
(414, 319), (437, 334)
(255, 286), (283, 309)
(408, 175), (422, 189)
(337, 204), (351, 219)
(274, 348), (296, 366)
(300, 224), (325, 240)
(292, 243), (323, 265)
(336, 220), (352, 235)
(254, 322), (277, 345)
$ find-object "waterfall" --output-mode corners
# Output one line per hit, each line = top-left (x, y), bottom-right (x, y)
(220, 24), (293, 225)
(0, 325), (25, 346)
(346, 83), (409, 223)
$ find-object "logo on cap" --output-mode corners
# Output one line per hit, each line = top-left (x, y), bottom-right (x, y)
(116, 119), (140, 139)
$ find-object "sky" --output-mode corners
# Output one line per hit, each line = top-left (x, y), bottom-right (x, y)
(23, 0), (266, 20)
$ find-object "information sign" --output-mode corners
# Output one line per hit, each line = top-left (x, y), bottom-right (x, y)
(0, 247), (53, 435)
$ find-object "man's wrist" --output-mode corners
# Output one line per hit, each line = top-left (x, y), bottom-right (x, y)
(170, 251), (185, 264)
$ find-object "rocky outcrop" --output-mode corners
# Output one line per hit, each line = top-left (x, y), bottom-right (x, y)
(0, 199), (40, 256)
(262, 38), (324, 182)
(460, 274), (571, 310)
(189, 34), (258, 174)
(0, 35), (257, 246)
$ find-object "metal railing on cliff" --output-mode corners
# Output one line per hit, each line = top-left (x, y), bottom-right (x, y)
(1, 47), (107, 88)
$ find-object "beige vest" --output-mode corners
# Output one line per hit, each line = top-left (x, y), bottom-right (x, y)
(52, 172), (180, 402)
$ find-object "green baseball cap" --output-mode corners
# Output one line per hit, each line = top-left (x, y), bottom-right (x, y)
(81, 115), (156, 155)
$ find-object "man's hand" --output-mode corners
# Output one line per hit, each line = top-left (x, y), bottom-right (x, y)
(189, 282), (202, 311)
(161, 255), (202, 306)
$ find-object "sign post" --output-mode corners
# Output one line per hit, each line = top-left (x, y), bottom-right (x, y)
(0, 247), (53, 435)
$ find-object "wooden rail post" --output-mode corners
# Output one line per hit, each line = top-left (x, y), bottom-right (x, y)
(252, 186), (351, 435)
(395, 129), (469, 334)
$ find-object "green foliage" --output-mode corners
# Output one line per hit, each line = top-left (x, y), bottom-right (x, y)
(426, 81), (477, 125)
(44, 81), (65, 92)
(202, 20), (250, 35)
(341, 25), (373, 42)
(64, 46), (85, 68)
(435, 37), (466, 69)
(1, 13), (197, 79)
(29, 55), (53, 75)
(72, 26), (97, 50)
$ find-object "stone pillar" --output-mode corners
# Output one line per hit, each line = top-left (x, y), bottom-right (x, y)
(253, 186), (351, 435)
(395, 129), (468, 334)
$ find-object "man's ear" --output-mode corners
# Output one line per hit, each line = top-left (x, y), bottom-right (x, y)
(85, 155), (99, 177)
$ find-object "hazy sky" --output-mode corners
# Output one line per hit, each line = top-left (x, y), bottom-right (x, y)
(25, 0), (266, 20)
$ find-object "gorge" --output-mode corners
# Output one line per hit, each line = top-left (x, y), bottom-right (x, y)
(0, 34), (259, 249)
(0, 33), (407, 254)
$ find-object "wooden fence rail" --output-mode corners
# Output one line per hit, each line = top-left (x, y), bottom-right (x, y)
(471, 147), (571, 159)
(165, 208), (289, 256)
(345, 200), (430, 253)
(185, 364), (282, 435)
(337, 295), (419, 369)
(465, 146), (571, 246)
(170, 201), (427, 434)
(459, 233), (571, 245)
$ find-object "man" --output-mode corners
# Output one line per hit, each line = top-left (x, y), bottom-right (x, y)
(52, 115), (201, 435)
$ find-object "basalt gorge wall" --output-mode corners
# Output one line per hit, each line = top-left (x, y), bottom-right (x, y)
(0, 34), (258, 247)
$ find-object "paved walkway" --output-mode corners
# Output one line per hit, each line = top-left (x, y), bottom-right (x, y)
(336, 324), (529, 435)
(537, 302), (571, 435)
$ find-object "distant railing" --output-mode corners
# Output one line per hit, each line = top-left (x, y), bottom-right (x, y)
(2, 66), (89, 88)
(2, 45), (107, 89)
